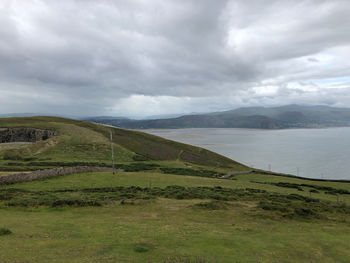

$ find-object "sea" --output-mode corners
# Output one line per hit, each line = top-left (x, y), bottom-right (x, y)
(144, 127), (350, 180)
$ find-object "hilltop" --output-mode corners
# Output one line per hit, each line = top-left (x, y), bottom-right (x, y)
(86, 104), (350, 129)
(0, 116), (244, 172)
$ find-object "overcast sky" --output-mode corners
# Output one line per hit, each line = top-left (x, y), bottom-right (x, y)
(0, 0), (350, 118)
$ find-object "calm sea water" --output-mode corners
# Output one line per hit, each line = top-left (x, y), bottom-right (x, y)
(144, 128), (350, 180)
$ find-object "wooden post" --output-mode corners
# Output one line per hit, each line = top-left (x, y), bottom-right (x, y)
(110, 130), (115, 175)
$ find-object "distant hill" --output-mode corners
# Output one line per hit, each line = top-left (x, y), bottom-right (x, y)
(86, 105), (350, 129)
(0, 113), (38, 118)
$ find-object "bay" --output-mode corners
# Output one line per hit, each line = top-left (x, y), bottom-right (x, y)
(144, 127), (350, 180)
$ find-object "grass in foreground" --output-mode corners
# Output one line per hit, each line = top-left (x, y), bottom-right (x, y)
(0, 198), (349, 263)
(0, 171), (350, 263)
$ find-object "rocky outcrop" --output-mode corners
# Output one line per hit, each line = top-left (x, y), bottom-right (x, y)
(0, 128), (59, 143)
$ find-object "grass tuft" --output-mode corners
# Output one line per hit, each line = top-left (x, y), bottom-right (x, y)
(193, 201), (229, 210)
(133, 242), (154, 253)
(0, 228), (12, 236)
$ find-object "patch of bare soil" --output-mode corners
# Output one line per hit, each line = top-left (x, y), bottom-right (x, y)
(35, 139), (58, 154)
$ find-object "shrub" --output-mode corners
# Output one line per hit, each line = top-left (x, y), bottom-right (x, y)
(294, 208), (318, 218)
(246, 188), (267, 194)
(3, 150), (24, 161)
(0, 228), (12, 236)
(115, 163), (159, 172)
(51, 199), (102, 207)
(193, 201), (229, 210)
(160, 167), (223, 178)
(273, 182), (303, 191)
(163, 256), (214, 263)
(258, 201), (290, 213)
(287, 194), (318, 202)
(132, 155), (149, 161)
(133, 243), (154, 253)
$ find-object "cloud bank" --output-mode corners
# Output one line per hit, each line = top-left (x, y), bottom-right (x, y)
(0, 0), (349, 117)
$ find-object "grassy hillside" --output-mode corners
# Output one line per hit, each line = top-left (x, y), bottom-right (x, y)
(0, 116), (245, 171)
(0, 116), (349, 262)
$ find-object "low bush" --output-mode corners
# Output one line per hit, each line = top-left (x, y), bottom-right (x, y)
(245, 188), (267, 194)
(133, 243), (154, 253)
(2, 185), (349, 220)
(294, 208), (318, 217)
(258, 200), (321, 219)
(132, 155), (149, 161)
(0, 228), (12, 236)
(163, 257), (214, 263)
(300, 183), (349, 193)
(113, 163), (159, 172)
(255, 181), (350, 195)
(258, 201), (290, 213)
(193, 201), (229, 210)
(274, 182), (304, 191)
(51, 199), (102, 207)
(160, 167), (223, 178)
(3, 149), (24, 161)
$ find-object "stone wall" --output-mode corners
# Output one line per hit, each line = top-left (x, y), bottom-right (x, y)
(0, 166), (112, 185)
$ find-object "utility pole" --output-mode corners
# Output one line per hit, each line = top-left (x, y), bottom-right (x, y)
(110, 130), (115, 174)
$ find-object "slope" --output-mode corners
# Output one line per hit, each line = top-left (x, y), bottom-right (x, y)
(0, 116), (245, 171)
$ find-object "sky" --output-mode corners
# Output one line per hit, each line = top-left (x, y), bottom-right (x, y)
(0, 0), (350, 118)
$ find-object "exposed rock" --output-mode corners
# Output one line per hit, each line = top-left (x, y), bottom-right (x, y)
(0, 128), (59, 143)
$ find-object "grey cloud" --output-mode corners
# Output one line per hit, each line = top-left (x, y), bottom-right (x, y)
(307, 58), (319, 63)
(0, 0), (349, 117)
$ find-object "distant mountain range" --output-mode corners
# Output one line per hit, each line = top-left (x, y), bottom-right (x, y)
(0, 113), (38, 118)
(85, 105), (350, 129)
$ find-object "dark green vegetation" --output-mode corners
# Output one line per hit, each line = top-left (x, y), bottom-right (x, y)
(1, 116), (350, 262)
(160, 167), (224, 178)
(2, 182), (349, 220)
(254, 181), (350, 195)
(87, 104), (350, 129)
(0, 228), (12, 236)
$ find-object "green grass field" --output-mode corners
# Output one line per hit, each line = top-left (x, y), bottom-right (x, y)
(0, 117), (350, 262)
(0, 171), (350, 263)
